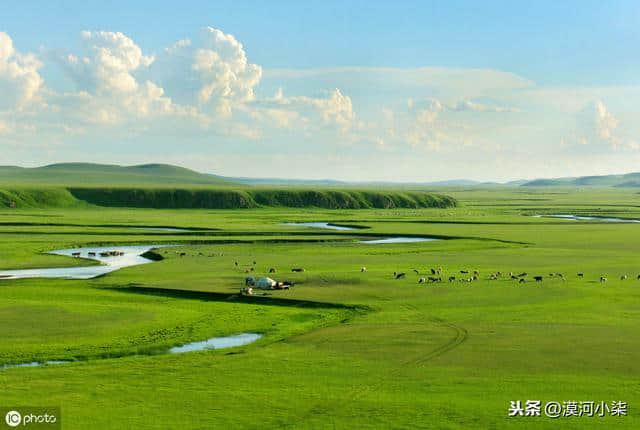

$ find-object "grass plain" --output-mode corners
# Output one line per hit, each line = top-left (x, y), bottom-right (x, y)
(0, 187), (639, 429)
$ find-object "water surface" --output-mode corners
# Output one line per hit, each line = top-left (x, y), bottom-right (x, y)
(130, 227), (191, 232)
(281, 222), (356, 231)
(537, 214), (640, 223)
(1, 333), (262, 370)
(0, 244), (169, 280)
(169, 333), (262, 353)
(361, 237), (438, 244)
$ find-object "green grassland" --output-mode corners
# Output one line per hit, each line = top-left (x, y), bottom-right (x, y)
(0, 188), (639, 429)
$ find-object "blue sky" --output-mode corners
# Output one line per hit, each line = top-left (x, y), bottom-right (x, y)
(2, 1), (640, 181)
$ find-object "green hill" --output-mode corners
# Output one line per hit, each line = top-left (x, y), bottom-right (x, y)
(0, 187), (456, 209)
(67, 188), (457, 209)
(522, 172), (640, 187)
(0, 163), (232, 187)
(0, 163), (457, 209)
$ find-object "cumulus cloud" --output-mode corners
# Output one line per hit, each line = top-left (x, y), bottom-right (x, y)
(590, 100), (618, 141)
(150, 27), (262, 116)
(564, 100), (639, 150)
(53, 31), (179, 124)
(258, 87), (355, 132)
(0, 32), (43, 110)
(449, 100), (519, 113)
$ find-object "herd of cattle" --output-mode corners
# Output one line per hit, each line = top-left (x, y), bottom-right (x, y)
(238, 263), (636, 296)
(384, 267), (638, 284)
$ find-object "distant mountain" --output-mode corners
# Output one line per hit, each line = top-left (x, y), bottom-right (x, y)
(4, 162), (639, 189)
(225, 177), (494, 187)
(418, 179), (483, 187)
(222, 176), (348, 186)
(0, 163), (233, 186)
(522, 172), (640, 187)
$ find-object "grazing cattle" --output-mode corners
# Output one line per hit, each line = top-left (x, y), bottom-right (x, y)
(577, 273), (584, 277)
(240, 287), (253, 296)
(72, 252), (81, 257)
(269, 268), (276, 273)
(517, 273), (527, 278)
(179, 252), (186, 257)
(273, 282), (290, 290)
(291, 268), (305, 272)
(460, 270), (469, 274)
(428, 276), (440, 283)
(600, 276), (607, 283)
(234, 261), (238, 266)
(395, 272), (406, 279)
(621, 275), (628, 280)
(88, 252), (96, 256)
(418, 277), (426, 284)
(519, 278), (526, 284)
(360, 267), (367, 273)
(431, 268), (437, 275)
(473, 271), (479, 277)
(413, 269), (420, 275)
(533, 276), (543, 282)
(637, 274), (640, 280)
(511, 275), (518, 280)
(448, 276), (456, 282)
(253, 261), (256, 265)
(472, 275), (478, 281)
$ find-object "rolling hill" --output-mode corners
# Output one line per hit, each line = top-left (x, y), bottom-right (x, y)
(521, 172), (640, 187)
(0, 163), (233, 187)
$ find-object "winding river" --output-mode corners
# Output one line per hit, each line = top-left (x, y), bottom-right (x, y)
(0, 244), (169, 280)
(281, 222), (439, 243)
(536, 214), (640, 223)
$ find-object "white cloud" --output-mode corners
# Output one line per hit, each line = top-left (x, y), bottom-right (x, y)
(150, 27), (262, 116)
(61, 31), (154, 94)
(0, 32), (43, 110)
(52, 31), (182, 125)
(591, 100), (618, 141)
(449, 100), (519, 113)
(253, 87), (355, 134)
